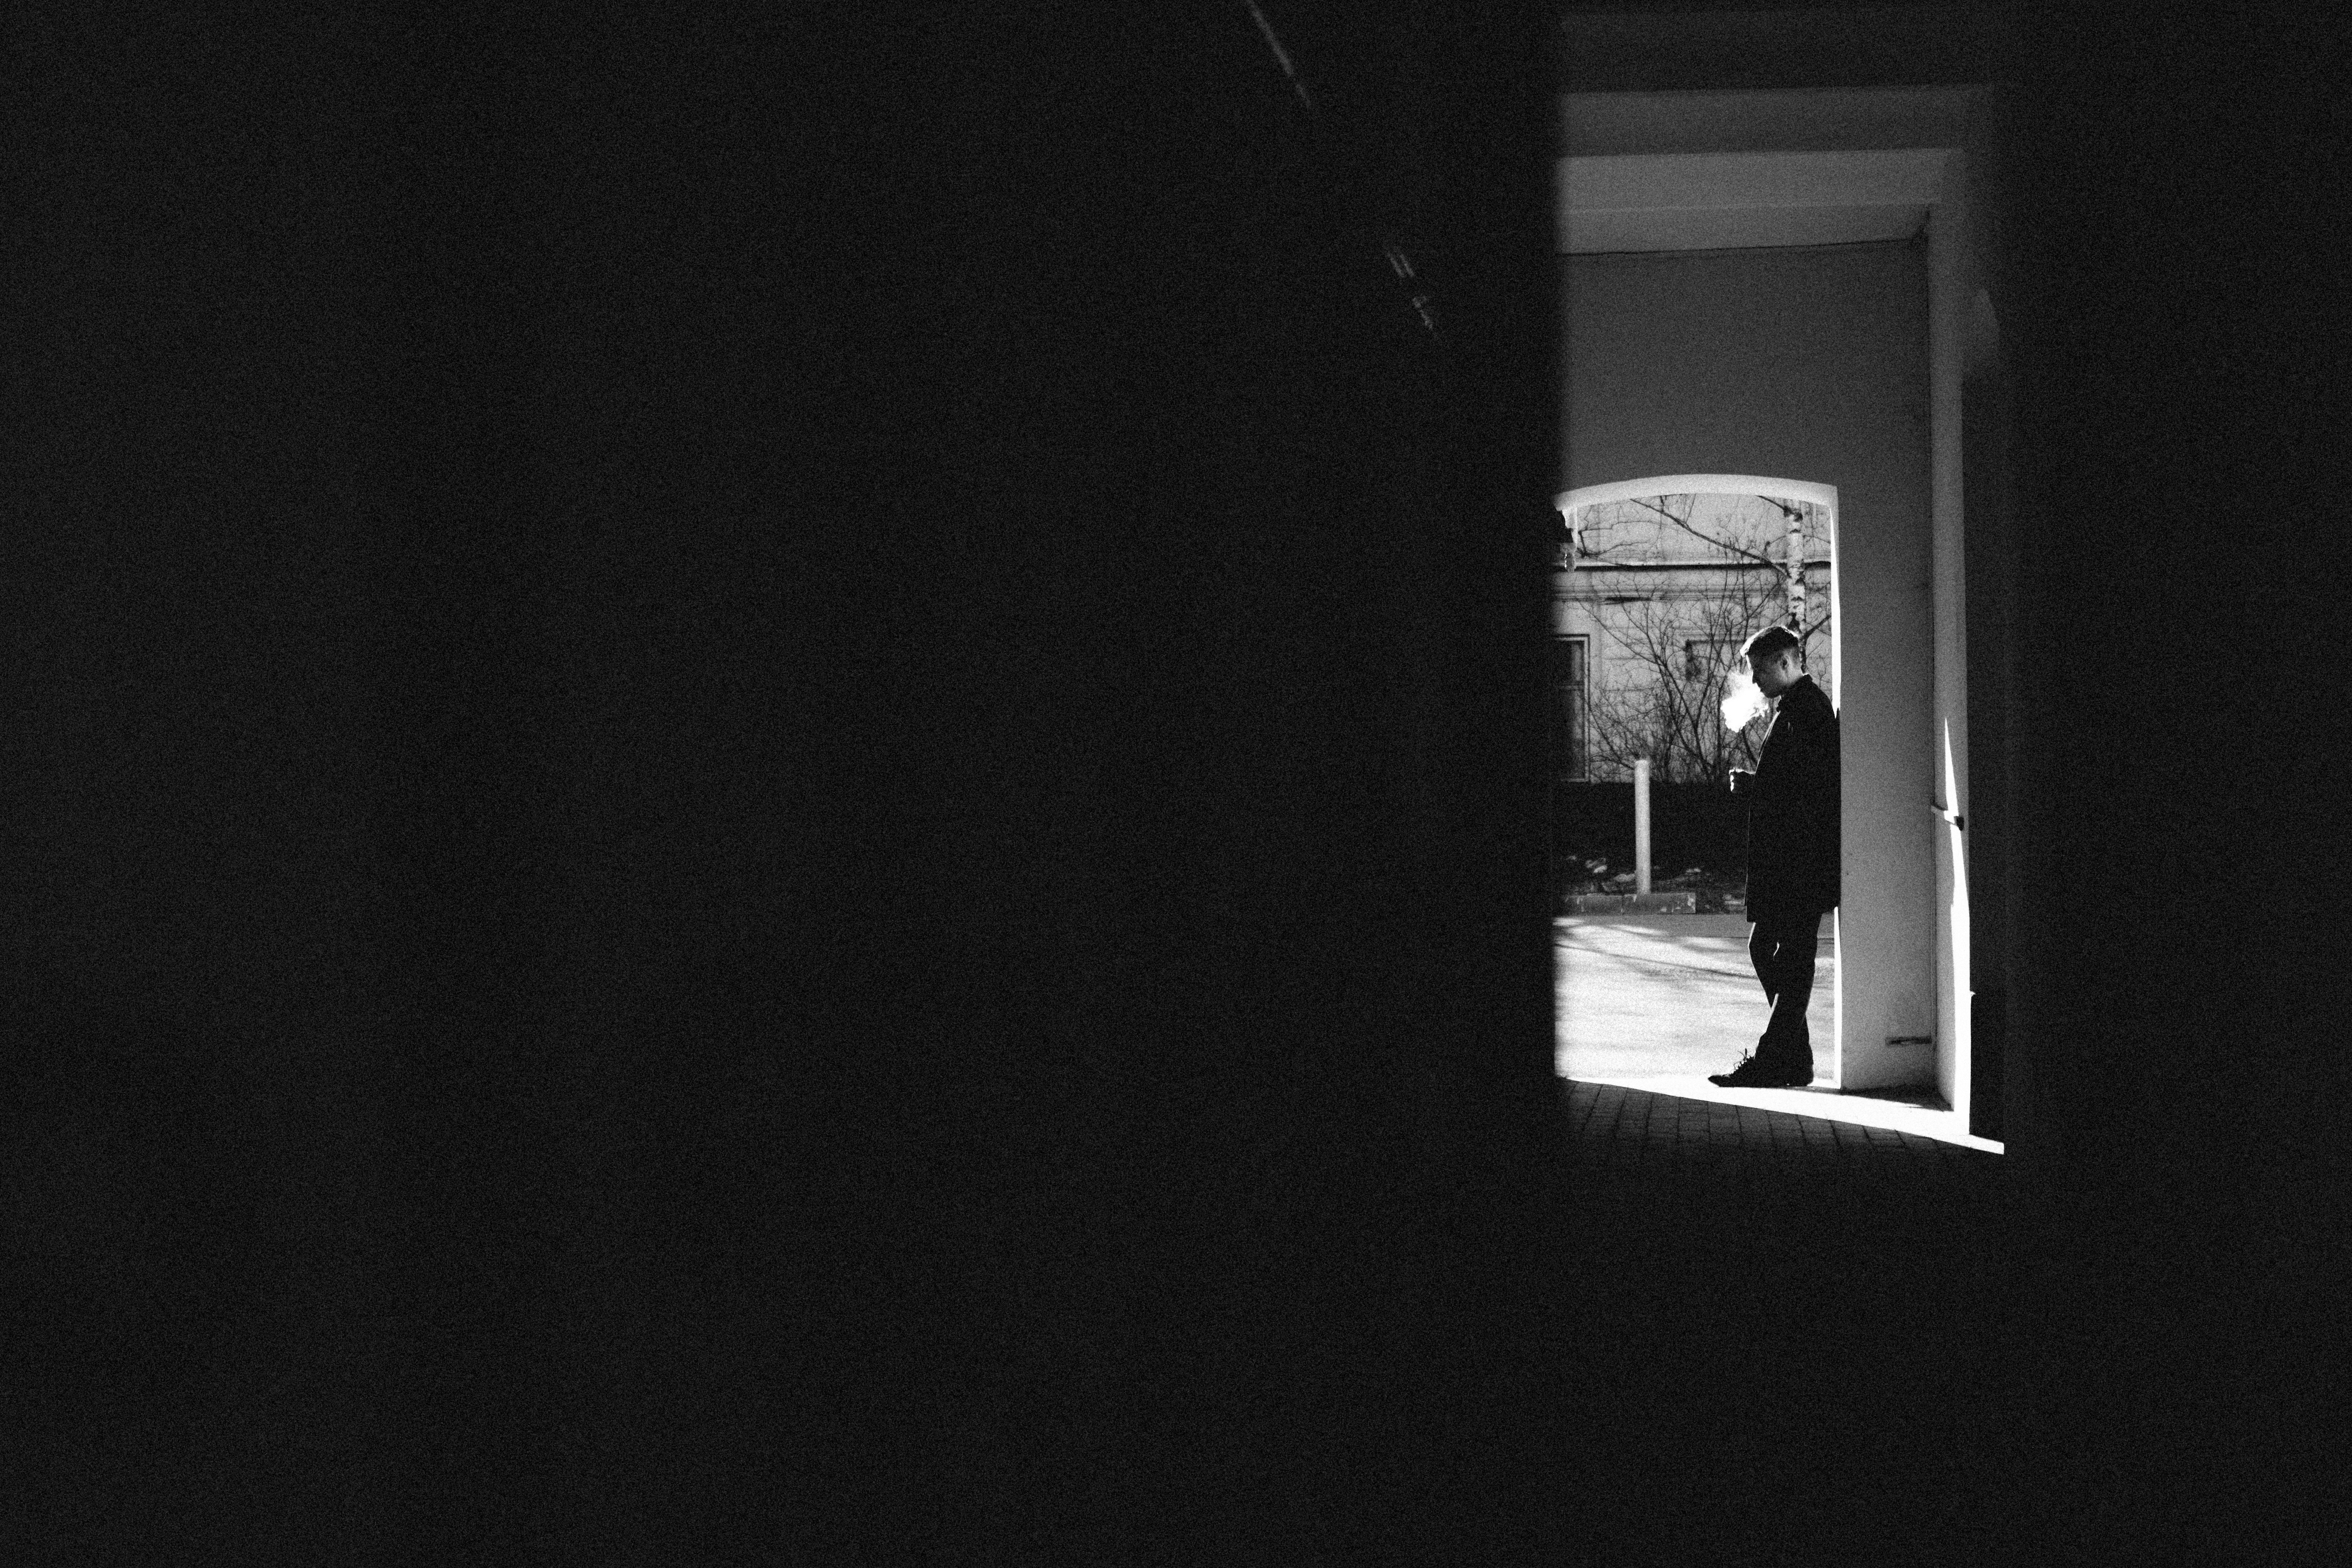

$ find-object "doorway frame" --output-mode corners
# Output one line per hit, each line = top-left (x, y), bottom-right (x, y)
(1558, 474), (1842, 1081)
(1559, 103), (1988, 1127)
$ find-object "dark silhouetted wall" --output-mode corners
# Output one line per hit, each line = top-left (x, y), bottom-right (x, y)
(8, 2), (2333, 1558)
(8, 5), (1564, 1559)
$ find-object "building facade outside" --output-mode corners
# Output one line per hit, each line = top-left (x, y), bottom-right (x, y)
(1553, 490), (1831, 785)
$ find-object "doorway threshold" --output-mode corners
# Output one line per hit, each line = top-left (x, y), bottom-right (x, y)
(1564, 1073), (2002, 1153)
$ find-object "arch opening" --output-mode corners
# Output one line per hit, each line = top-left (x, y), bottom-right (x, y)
(1553, 475), (1846, 1093)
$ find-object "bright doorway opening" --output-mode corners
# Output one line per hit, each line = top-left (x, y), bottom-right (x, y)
(1551, 478), (1999, 1153)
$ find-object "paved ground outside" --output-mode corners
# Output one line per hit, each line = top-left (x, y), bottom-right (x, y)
(1554, 911), (1998, 1150)
(1556, 911), (1833, 1078)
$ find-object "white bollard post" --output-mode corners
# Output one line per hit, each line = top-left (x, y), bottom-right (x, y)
(1633, 757), (1652, 894)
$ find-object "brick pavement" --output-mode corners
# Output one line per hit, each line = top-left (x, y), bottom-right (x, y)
(1549, 1076), (2312, 1560)
(1560, 1075), (2002, 1187)
(1553, 1072), (2041, 1557)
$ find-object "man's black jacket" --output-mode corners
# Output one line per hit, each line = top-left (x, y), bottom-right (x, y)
(1744, 673), (1840, 921)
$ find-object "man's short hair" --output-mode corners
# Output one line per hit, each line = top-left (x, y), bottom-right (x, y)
(1740, 625), (1801, 668)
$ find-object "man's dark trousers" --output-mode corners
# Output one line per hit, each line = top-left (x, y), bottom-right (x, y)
(1749, 910), (1823, 1073)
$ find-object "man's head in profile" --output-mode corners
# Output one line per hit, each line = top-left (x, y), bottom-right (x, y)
(1739, 624), (1806, 700)
(1726, 625), (1810, 799)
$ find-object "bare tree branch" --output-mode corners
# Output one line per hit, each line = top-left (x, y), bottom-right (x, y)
(1629, 495), (1790, 578)
(1564, 495), (1830, 789)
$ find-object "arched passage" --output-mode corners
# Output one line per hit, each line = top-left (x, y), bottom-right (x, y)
(1555, 444), (1962, 1126)
(1556, 474), (1853, 1083)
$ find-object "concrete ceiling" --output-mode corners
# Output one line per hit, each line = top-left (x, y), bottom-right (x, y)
(1559, 6), (2018, 95)
(1557, 146), (1950, 254)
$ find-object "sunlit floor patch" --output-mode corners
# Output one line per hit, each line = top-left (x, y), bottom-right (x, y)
(1556, 912), (2001, 1154)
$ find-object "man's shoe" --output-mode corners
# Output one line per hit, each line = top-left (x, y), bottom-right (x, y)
(1708, 1052), (1811, 1088)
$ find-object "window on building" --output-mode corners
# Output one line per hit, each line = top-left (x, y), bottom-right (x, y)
(1685, 637), (1745, 680)
(1551, 635), (1589, 782)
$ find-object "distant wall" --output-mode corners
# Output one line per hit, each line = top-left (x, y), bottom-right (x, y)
(1563, 239), (1936, 1081)
(1562, 240), (1930, 536)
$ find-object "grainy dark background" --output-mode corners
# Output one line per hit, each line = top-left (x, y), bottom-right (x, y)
(5, 2), (2335, 1559)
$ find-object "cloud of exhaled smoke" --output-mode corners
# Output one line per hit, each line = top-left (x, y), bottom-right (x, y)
(1721, 663), (1771, 731)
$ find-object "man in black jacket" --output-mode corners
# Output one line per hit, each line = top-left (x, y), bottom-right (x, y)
(1712, 625), (1840, 1088)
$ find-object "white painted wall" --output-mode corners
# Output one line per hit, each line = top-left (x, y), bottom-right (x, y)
(1562, 242), (1938, 1090)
